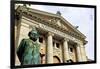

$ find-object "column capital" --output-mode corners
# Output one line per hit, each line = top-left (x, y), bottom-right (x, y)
(63, 38), (69, 42)
(48, 32), (54, 36)
(77, 42), (84, 48)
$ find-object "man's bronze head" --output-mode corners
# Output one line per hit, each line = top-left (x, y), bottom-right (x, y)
(28, 27), (39, 41)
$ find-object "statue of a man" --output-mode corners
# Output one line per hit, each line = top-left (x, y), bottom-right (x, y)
(17, 27), (40, 65)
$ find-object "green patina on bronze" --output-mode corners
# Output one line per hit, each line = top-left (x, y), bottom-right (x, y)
(17, 27), (40, 65)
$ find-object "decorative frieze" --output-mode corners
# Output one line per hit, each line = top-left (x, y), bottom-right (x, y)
(39, 23), (81, 43)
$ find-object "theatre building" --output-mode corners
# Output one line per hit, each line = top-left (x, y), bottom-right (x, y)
(15, 5), (88, 65)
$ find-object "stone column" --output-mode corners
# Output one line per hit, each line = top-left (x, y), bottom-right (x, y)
(80, 43), (87, 61)
(76, 43), (87, 62)
(47, 32), (54, 63)
(76, 44), (82, 62)
(63, 38), (70, 63)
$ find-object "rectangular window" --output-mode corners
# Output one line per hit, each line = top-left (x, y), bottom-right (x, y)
(56, 43), (60, 48)
(39, 37), (43, 43)
(69, 48), (73, 52)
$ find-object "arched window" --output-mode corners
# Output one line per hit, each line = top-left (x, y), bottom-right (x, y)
(53, 56), (61, 63)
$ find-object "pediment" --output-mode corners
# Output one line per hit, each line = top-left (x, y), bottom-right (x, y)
(16, 6), (86, 40)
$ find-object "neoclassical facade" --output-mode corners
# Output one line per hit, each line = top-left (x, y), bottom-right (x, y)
(15, 5), (88, 65)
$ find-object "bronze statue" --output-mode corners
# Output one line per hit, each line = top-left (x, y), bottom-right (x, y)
(17, 27), (40, 65)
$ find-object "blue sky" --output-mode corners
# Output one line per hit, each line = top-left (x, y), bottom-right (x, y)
(29, 5), (94, 60)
